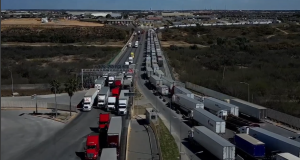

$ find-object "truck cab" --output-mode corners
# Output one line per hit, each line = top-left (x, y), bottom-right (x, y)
(99, 113), (110, 131)
(118, 99), (128, 115)
(108, 76), (115, 86)
(129, 57), (133, 64)
(216, 110), (228, 118)
(107, 97), (116, 112)
(84, 135), (100, 160)
(97, 95), (106, 108)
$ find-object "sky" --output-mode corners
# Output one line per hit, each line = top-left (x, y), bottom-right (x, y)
(1, 0), (300, 10)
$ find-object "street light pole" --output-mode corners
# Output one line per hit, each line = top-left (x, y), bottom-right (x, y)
(240, 82), (250, 102)
(179, 120), (182, 160)
(55, 87), (57, 117)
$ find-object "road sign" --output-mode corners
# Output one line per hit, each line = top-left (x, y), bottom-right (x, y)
(124, 92), (135, 97)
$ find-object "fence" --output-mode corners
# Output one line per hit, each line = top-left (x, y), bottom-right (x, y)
(1, 84), (50, 90)
(1, 100), (77, 112)
(186, 81), (300, 130)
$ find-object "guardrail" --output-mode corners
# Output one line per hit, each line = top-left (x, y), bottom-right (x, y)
(110, 33), (135, 65)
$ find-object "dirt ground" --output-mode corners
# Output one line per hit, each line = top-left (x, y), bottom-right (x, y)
(160, 41), (208, 47)
(1, 18), (105, 27)
(1, 41), (125, 47)
(1, 89), (52, 97)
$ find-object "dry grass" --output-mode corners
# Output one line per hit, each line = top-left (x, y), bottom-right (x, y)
(1, 42), (125, 47)
(160, 41), (195, 47)
(1, 18), (104, 28)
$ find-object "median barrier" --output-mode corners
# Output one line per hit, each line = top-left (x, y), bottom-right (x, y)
(110, 33), (135, 65)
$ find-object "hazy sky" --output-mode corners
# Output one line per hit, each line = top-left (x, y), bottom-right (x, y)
(1, 0), (300, 10)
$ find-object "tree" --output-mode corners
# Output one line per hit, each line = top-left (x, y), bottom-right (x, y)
(106, 14), (112, 19)
(64, 78), (78, 116)
(49, 79), (61, 117)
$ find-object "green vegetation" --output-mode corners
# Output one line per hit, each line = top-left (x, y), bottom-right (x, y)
(1, 26), (129, 43)
(158, 118), (180, 160)
(162, 25), (300, 118)
(1, 46), (121, 84)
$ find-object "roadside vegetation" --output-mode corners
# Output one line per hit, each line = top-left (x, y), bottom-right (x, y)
(1, 46), (120, 85)
(1, 26), (129, 43)
(162, 25), (300, 118)
(158, 118), (180, 160)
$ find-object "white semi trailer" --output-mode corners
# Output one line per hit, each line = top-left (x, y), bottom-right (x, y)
(83, 88), (98, 111)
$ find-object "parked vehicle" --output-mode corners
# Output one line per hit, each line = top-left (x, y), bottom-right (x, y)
(98, 113), (110, 131)
(244, 127), (300, 157)
(188, 126), (235, 160)
(172, 94), (204, 114)
(118, 90), (129, 115)
(149, 75), (162, 88)
(190, 108), (226, 134)
(157, 85), (169, 96)
(83, 88), (98, 111)
(172, 86), (194, 99)
(107, 97), (116, 112)
(84, 135), (100, 160)
(107, 117), (122, 154)
(94, 78), (106, 92)
(230, 99), (267, 121)
(97, 87), (110, 108)
(276, 153), (300, 160)
(100, 148), (117, 160)
(234, 134), (265, 158)
(204, 97), (239, 117)
(161, 76), (175, 90)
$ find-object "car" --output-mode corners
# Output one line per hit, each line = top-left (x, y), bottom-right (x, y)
(125, 62), (129, 65)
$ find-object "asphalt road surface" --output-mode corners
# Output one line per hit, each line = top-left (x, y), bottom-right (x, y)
(1, 109), (64, 160)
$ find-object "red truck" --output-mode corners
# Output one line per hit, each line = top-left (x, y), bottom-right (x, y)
(98, 113), (110, 131)
(111, 87), (120, 98)
(107, 117), (122, 155)
(84, 135), (100, 160)
(114, 80), (122, 88)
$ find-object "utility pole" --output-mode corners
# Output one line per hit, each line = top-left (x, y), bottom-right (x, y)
(8, 68), (14, 96)
(240, 82), (250, 101)
(55, 87), (57, 117)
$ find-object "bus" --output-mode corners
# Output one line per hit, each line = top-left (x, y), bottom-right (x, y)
(134, 41), (138, 48)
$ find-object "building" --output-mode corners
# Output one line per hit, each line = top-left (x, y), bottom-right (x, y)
(161, 12), (193, 17)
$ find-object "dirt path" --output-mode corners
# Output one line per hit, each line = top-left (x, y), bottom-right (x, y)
(275, 27), (289, 35)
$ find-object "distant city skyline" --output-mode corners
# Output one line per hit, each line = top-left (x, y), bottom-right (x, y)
(1, 0), (300, 10)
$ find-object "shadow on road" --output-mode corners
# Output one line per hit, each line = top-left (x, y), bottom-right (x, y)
(182, 141), (219, 160)
(89, 127), (99, 133)
(136, 119), (148, 126)
(75, 152), (85, 160)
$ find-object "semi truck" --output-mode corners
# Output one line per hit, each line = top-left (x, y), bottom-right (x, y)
(100, 148), (117, 160)
(155, 70), (164, 78)
(94, 78), (106, 92)
(84, 135), (100, 160)
(149, 75), (162, 88)
(107, 97), (116, 112)
(98, 113), (110, 131)
(190, 108), (226, 134)
(108, 76), (115, 86)
(146, 67), (153, 78)
(118, 90), (129, 115)
(107, 117), (122, 150)
(172, 86), (194, 99)
(276, 153), (300, 160)
(188, 126), (235, 160)
(157, 85), (169, 96)
(172, 94), (204, 114)
(204, 97), (239, 117)
(230, 99), (267, 121)
(83, 88), (98, 111)
(244, 127), (300, 157)
(157, 57), (163, 67)
(234, 134), (265, 158)
(161, 76), (175, 90)
(111, 87), (120, 98)
(97, 87), (110, 108)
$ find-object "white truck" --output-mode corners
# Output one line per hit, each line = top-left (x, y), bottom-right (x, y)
(107, 97), (116, 112)
(190, 108), (226, 134)
(94, 78), (106, 92)
(188, 126), (235, 160)
(134, 41), (138, 48)
(276, 153), (300, 160)
(172, 86), (194, 99)
(129, 57), (133, 64)
(204, 97), (239, 117)
(155, 70), (164, 78)
(128, 42), (132, 48)
(149, 75), (162, 88)
(172, 94), (204, 114)
(83, 88), (98, 111)
(157, 85), (169, 96)
(118, 90), (130, 116)
(146, 67), (153, 78)
(162, 76), (175, 90)
(97, 87), (110, 108)
(108, 76), (115, 86)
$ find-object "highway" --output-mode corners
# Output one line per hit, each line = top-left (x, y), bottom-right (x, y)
(9, 32), (141, 160)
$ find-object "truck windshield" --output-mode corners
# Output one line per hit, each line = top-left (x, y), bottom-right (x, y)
(108, 103), (115, 105)
(99, 121), (107, 124)
(119, 105), (126, 108)
(87, 145), (96, 149)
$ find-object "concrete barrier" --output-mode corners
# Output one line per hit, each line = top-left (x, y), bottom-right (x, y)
(150, 120), (163, 160)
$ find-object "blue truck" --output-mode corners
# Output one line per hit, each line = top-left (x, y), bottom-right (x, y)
(235, 134), (265, 158)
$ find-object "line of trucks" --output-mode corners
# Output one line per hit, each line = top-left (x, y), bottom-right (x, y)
(84, 116), (122, 160)
(82, 72), (132, 116)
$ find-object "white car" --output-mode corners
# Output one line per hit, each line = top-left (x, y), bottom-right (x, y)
(125, 61), (129, 65)
(128, 42), (132, 47)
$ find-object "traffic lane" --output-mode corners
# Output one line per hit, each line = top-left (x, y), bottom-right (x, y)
(127, 119), (152, 160)
(11, 108), (112, 160)
(117, 47), (132, 65)
(1, 110), (64, 160)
